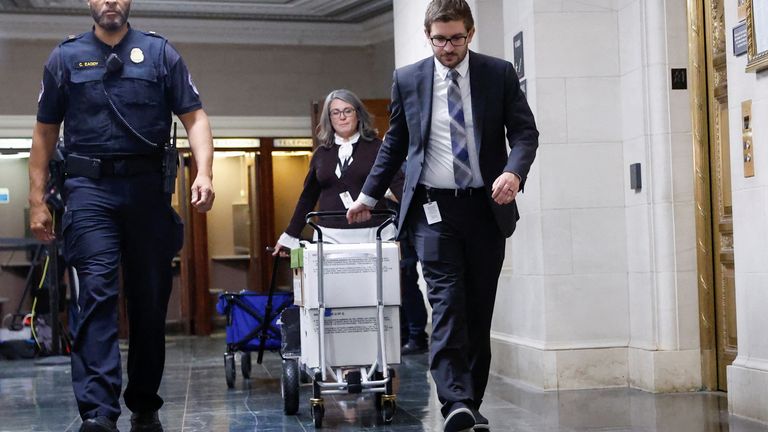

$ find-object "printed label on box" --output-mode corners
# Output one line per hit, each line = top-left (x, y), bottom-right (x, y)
(300, 306), (400, 368)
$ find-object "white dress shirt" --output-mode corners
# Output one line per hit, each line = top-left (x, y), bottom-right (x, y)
(420, 55), (483, 189)
(357, 54), (485, 208)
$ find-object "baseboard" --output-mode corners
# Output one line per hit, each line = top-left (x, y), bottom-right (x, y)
(490, 337), (627, 390)
(728, 363), (768, 424)
(628, 347), (701, 393)
(490, 338), (702, 392)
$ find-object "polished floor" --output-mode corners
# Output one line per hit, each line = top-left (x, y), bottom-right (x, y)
(1, 334), (767, 432)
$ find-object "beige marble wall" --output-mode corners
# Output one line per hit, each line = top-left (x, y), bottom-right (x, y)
(0, 38), (394, 117)
(724, 0), (768, 421)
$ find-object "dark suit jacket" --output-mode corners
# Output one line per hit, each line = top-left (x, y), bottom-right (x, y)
(361, 51), (539, 238)
(285, 136), (404, 237)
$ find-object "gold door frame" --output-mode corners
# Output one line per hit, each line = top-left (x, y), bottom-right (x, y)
(688, 0), (738, 391)
(688, 0), (717, 390)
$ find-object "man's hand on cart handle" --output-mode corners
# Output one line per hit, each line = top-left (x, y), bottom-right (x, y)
(268, 245), (290, 257)
(346, 201), (373, 224)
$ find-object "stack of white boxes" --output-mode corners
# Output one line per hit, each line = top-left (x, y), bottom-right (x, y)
(293, 242), (401, 368)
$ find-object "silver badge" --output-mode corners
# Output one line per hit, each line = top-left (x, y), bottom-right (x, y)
(130, 47), (144, 64)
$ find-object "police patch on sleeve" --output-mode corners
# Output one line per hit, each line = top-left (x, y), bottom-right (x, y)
(38, 80), (44, 103)
(188, 73), (199, 96)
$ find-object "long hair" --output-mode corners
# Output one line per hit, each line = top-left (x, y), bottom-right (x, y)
(424, 0), (475, 32)
(316, 89), (378, 148)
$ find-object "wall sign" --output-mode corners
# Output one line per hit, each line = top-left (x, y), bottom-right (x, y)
(671, 68), (687, 90)
(513, 31), (524, 79)
(0, 188), (9, 204)
(734, 21), (748, 56)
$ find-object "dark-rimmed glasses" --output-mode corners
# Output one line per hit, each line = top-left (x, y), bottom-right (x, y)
(330, 108), (356, 118)
(430, 35), (468, 47)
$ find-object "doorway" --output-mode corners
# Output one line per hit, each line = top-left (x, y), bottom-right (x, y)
(173, 138), (314, 335)
(689, 0), (737, 391)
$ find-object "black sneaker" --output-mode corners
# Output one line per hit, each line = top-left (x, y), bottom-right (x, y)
(79, 416), (118, 432)
(401, 339), (428, 355)
(473, 409), (490, 431)
(130, 411), (163, 432)
(443, 402), (476, 432)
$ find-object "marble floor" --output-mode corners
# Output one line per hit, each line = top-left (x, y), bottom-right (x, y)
(1, 334), (767, 432)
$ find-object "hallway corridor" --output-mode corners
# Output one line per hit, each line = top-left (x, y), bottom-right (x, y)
(1, 335), (766, 431)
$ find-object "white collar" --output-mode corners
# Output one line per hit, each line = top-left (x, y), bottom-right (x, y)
(334, 132), (360, 145)
(434, 52), (470, 80)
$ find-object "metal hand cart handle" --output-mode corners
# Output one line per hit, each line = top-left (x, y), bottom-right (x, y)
(303, 209), (398, 427)
(305, 210), (396, 381)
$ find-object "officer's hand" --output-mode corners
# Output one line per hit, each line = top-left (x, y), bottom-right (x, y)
(491, 172), (520, 205)
(30, 203), (55, 243)
(191, 175), (215, 212)
(346, 201), (372, 224)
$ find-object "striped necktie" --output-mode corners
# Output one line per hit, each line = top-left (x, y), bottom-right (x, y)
(447, 69), (472, 188)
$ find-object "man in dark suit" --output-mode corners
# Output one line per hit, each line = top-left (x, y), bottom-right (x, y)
(347, 1), (538, 430)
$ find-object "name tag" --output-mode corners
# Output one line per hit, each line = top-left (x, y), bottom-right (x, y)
(423, 201), (442, 225)
(339, 191), (354, 209)
(74, 61), (101, 69)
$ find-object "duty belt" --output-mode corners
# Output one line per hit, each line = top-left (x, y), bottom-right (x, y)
(64, 154), (163, 179)
(417, 184), (485, 198)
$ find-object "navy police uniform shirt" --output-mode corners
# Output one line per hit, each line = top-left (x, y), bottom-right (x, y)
(37, 26), (202, 156)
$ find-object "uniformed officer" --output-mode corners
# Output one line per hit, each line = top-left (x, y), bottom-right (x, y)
(28, 1), (215, 431)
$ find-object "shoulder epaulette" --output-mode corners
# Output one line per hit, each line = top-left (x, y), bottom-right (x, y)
(143, 30), (166, 39)
(60, 33), (83, 45)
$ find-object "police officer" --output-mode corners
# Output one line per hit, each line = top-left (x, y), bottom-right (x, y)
(28, 1), (215, 431)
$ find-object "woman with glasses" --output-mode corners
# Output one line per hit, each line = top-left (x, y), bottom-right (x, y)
(273, 89), (403, 253)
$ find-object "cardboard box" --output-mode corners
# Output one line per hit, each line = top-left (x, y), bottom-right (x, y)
(300, 306), (400, 368)
(301, 242), (401, 308)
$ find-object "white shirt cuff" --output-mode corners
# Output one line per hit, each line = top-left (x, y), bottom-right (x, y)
(358, 193), (378, 208)
(277, 232), (301, 249)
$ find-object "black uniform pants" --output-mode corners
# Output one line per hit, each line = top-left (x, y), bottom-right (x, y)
(62, 172), (183, 420)
(407, 186), (506, 416)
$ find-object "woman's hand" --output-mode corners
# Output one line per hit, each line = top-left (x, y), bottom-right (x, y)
(271, 242), (290, 257)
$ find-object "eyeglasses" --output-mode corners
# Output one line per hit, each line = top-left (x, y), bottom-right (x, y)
(330, 108), (356, 118)
(430, 35), (468, 47)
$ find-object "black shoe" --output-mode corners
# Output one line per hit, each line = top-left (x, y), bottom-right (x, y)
(80, 416), (118, 432)
(473, 409), (490, 431)
(130, 411), (163, 432)
(443, 402), (475, 432)
(401, 339), (428, 355)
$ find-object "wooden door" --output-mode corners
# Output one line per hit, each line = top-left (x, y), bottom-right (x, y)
(690, 0), (738, 391)
(704, 0), (737, 391)
(362, 99), (391, 140)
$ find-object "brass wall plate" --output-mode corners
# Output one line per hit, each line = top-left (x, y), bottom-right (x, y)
(743, 100), (754, 177)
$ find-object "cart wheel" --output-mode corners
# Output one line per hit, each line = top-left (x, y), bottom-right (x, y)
(241, 352), (252, 379)
(373, 368), (396, 409)
(311, 403), (324, 428)
(281, 359), (300, 415)
(312, 370), (323, 399)
(372, 371), (383, 409)
(380, 397), (396, 425)
(224, 353), (236, 389)
(385, 367), (396, 394)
